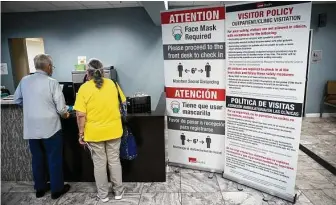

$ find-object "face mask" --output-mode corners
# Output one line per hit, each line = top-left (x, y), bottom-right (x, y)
(172, 26), (183, 41)
(171, 101), (180, 113)
(174, 34), (182, 40)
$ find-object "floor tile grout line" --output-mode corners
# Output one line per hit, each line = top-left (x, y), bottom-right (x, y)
(138, 183), (144, 205)
(321, 188), (336, 201)
(314, 168), (336, 186)
(301, 189), (333, 205)
(214, 173), (221, 192)
(53, 196), (61, 205)
(215, 174), (226, 204)
(299, 189), (315, 205)
(180, 168), (182, 205)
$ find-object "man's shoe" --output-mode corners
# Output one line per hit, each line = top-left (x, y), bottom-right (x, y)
(114, 188), (125, 200)
(36, 182), (51, 198)
(51, 184), (71, 200)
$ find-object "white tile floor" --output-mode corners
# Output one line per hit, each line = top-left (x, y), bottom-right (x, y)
(1, 118), (336, 205)
(301, 118), (336, 167)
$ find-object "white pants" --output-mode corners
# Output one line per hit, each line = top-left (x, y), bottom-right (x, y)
(90, 138), (123, 198)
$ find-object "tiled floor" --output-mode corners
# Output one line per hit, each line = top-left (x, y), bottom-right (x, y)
(2, 157), (336, 205)
(301, 117), (336, 168)
(1, 117), (336, 205)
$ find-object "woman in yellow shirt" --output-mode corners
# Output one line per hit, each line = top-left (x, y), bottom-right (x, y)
(74, 59), (126, 202)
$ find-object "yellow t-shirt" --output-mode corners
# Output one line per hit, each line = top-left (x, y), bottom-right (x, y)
(74, 78), (126, 142)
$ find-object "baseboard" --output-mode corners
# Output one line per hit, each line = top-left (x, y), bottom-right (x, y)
(304, 113), (336, 118)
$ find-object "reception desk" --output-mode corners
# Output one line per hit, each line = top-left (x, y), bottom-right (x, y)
(1, 93), (166, 182)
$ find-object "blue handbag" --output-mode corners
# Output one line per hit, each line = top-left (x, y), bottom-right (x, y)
(112, 80), (138, 160)
(120, 127), (137, 160)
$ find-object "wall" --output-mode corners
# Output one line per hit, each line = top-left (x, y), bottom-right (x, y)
(306, 3), (336, 114)
(1, 8), (164, 108)
(2, 4), (336, 113)
(26, 38), (45, 73)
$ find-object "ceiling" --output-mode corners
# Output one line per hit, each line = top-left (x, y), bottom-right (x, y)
(169, 1), (234, 6)
(1, 1), (228, 13)
(2, 1), (334, 13)
(1, 1), (142, 13)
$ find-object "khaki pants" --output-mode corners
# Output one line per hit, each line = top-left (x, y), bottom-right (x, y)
(89, 138), (123, 199)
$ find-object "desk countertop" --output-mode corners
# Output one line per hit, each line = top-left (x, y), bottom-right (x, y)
(2, 92), (167, 121)
(1, 95), (15, 105)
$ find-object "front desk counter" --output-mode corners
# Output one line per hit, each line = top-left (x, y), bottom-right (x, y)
(1, 93), (166, 183)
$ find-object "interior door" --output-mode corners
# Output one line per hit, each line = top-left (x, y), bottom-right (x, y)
(9, 38), (30, 88)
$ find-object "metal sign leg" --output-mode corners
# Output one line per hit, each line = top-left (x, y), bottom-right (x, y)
(208, 172), (214, 179)
(237, 184), (243, 191)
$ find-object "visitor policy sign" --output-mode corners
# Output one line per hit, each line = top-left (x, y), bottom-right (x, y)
(161, 6), (226, 172)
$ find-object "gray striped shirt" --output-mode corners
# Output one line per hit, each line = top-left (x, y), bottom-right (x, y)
(14, 70), (67, 139)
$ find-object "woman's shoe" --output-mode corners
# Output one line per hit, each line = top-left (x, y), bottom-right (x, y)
(114, 188), (125, 200)
(97, 195), (109, 203)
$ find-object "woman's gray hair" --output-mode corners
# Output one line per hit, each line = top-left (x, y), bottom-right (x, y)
(87, 58), (104, 89)
(34, 54), (52, 70)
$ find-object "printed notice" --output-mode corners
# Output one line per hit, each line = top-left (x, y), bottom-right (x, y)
(311, 50), (322, 63)
(1, 63), (8, 75)
(162, 6), (226, 171)
(224, 1), (312, 201)
(78, 56), (86, 64)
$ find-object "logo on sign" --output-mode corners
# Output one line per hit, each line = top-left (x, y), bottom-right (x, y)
(188, 157), (205, 164)
(257, 3), (264, 8)
(257, 2), (272, 8)
(189, 157), (197, 163)
(170, 101), (180, 113)
(172, 26), (183, 40)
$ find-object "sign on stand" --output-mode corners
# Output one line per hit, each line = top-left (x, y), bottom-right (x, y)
(161, 6), (226, 172)
(224, 1), (311, 202)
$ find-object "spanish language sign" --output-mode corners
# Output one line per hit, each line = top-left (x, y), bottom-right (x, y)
(161, 6), (226, 171)
(224, 1), (311, 202)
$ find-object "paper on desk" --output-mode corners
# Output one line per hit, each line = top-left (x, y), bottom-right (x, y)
(2, 95), (14, 100)
(1, 63), (8, 75)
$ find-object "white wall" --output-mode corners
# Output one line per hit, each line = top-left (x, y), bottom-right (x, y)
(25, 38), (45, 73)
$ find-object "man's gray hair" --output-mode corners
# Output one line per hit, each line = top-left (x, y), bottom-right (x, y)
(34, 54), (52, 70)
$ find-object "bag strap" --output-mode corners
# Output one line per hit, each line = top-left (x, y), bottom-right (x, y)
(112, 80), (127, 122)
(112, 79), (122, 105)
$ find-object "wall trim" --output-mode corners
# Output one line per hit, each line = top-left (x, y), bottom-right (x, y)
(305, 113), (336, 118)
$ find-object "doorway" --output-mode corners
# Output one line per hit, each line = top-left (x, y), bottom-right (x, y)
(8, 38), (45, 88)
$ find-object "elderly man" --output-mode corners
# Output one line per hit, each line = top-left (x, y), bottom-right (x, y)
(14, 54), (70, 199)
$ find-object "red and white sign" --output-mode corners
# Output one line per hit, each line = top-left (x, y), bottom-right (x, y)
(224, 1), (312, 202)
(161, 7), (225, 24)
(162, 6), (226, 172)
(166, 87), (225, 101)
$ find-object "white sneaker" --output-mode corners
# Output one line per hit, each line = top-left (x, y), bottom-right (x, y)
(114, 188), (125, 200)
(97, 195), (109, 203)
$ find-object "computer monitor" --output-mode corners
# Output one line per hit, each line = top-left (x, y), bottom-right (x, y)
(71, 67), (117, 95)
(59, 82), (75, 106)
